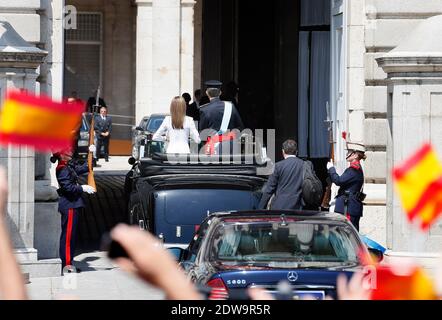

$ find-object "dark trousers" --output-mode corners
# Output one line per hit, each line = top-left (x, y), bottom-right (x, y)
(60, 208), (80, 268)
(96, 136), (110, 160)
(345, 214), (361, 231)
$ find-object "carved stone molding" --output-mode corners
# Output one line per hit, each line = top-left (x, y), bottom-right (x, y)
(135, 0), (153, 6)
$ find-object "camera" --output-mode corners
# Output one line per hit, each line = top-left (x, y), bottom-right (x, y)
(101, 233), (129, 259)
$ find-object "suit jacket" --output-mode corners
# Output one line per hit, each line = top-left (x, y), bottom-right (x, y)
(187, 102), (200, 122)
(199, 97), (244, 133)
(56, 161), (89, 214)
(329, 161), (364, 217)
(259, 156), (304, 210)
(94, 115), (112, 139)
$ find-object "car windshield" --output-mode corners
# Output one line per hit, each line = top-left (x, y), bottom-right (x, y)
(146, 116), (165, 132)
(208, 220), (362, 268)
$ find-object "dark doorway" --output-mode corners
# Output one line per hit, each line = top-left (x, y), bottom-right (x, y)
(237, 0), (277, 132)
(202, 0), (300, 160)
(201, 0), (331, 165)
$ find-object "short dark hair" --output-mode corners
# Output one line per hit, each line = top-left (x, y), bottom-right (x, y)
(282, 139), (297, 155)
(206, 88), (221, 98)
(194, 89), (201, 98)
(182, 93), (191, 104)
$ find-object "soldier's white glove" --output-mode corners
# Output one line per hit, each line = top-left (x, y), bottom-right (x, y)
(82, 185), (96, 194)
(327, 161), (334, 170)
(89, 145), (96, 153)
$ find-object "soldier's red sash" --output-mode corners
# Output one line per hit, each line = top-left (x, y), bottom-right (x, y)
(205, 132), (237, 155)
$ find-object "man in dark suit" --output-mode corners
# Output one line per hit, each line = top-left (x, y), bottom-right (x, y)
(199, 80), (244, 134)
(187, 89), (201, 122)
(94, 106), (112, 162)
(259, 139), (304, 210)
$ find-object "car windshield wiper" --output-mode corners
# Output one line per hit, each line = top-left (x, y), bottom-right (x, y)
(324, 262), (360, 270)
(296, 262), (360, 270)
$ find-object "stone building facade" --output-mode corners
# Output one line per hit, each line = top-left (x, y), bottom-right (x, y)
(1, 0), (442, 277)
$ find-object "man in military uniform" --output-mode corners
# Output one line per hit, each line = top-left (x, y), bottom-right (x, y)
(199, 80), (244, 133)
(327, 142), (366, 231)
(199, 80), (244, 155)
(53, 147), (96, 272)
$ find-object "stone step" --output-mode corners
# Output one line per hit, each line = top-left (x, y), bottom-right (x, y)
(20, 258), (61, 279)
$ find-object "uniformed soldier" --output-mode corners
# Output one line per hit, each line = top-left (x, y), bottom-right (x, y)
(52, 146), (96, 273)
(327, 142), (366, 231)
(199, 80), (244, 156)
(199, 80), (244, 134)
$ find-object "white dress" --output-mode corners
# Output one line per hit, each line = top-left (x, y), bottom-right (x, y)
(152, 116), (201, 154)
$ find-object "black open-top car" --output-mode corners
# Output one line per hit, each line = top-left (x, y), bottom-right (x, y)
(125, 138), (273, 246)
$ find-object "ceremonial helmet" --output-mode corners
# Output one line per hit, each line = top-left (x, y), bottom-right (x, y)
(50, 147), (74, 163)
(345, 141), (366, 160)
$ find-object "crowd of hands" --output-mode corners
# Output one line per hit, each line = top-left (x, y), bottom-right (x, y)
(0, 165), (440, 300)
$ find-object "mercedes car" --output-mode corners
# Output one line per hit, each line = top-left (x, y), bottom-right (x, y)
(170, 210), (383, 300)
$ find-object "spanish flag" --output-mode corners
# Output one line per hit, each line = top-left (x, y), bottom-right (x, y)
(0, 90), (83, 152)
(393, 143), (442, 230)
(370, 265), (437, 300)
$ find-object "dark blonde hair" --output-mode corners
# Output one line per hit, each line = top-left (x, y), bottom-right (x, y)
(356, 151), (367, 161)
(170, 96), (186, 129)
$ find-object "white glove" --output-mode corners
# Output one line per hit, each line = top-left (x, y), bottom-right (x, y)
(327, 161), (334, 170)
(82, 185), (96, 194)
(89, 144), (96, 153)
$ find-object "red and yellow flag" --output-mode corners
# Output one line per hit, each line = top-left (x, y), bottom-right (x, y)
(0, 90), (84, 152)
(393, 143), (442, 230)
(370, 265), (437, 300)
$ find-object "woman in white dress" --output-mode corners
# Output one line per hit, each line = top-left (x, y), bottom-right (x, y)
(153, 96), (201, 154)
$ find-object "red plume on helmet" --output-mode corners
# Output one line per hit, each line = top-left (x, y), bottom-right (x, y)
(50, 147), (73, 163)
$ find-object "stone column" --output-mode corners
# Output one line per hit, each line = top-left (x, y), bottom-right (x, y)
(0, 21), (49, 272)
(180, 0), (196, 97)
(377, 15), (442, 252)
(152, 0), (181, 112)
(136, 0), (194, 121)
(135, 0), (153, 124)
(35, 0), (65, 262)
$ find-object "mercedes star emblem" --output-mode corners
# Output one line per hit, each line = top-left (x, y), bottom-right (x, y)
(287, 271), (298, 282)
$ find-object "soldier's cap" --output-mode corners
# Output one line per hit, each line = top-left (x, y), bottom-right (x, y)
(346, 142), (366, 153)
(205, 80), (223, 89)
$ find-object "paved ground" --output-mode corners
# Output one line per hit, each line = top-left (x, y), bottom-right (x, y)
(92, 156), (132, 172)
(77, 156), (132, 251)
(26, 251), (165, 300)
(26, 156), (164, 300)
